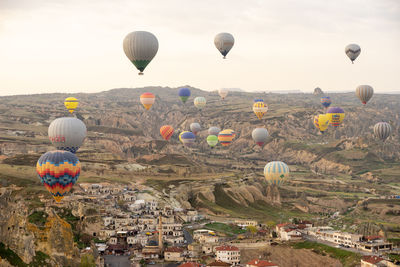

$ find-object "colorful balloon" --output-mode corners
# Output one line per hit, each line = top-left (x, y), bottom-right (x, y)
(208, 126), (221, 136)
(123, 31), (158, 75)
(181, 132), (196, 147)
(313, 114), (330, 133)
(207, 135), (218, 147)
(179, 131), (189, 143)
(374, 122), (392, 141)
(214, 33), (234, 59)
(140, 92), (155, 110)
(190, 123), (201, 135)
(320, 96), (332, 108)
(264, 161), (290, 186)
(253, 101), (268, 120)
(36, 150), (81, 202)
(178, 88), (191, 103)
(252, 128), (269, 146)
(345, 44), (361, 63)
(48, 117), (87, 153)
(218, 88), (229, 100)
(218, 129), (235, 147)
(64, 97), (78, 114)
(254, 98), (264, 103)
(160, 125), (174, 141)
(356, 85), (374, 105)
(326, 107), (345, 128)
(194, 97), (206, 109)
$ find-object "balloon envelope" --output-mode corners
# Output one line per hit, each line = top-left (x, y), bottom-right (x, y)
(140, 92), (155, 110)
(123, 31), (158, 75)
(194, 97), (206, 109)
(207, 135), (218, 147)
(374, 122), (391, 141)
(181, 131), (196, 147)
(48, 117), (87, 153)
(214, 33), (234, 58)
(36, 150), (81, 202)
(218, 129), (235, 146)
(345, 44), (361, 63)
(190, 123), (201, 135)
(64, 97), (78, 113)
(264, 161), (290, 186)
(160, 125), (174, 140)
(208, 126), (221, 136)
(253, 102), (268, 120)
(179, 131), (189, 143)
(313, 114), (330, 133)
(218, 88), (229, 99)
(178, 88), (191, 103)
(326, 107), (345, 128)
(320, 96), (332, 108)
(252, 128), (269, 146)
(356, 85), (374, 105)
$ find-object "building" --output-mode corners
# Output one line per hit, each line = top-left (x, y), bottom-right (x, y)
(246, 259), (279, 267)
(280, 228), (302, 241)
(360, 256), (386, 267)
(207, 260), (232, 267)
(178, 263), (204, 267)
(356, 240), (393, 253)
(234, 219), (258, 229)
(215, 245), (240, 265)
(164, 247), (185, 262)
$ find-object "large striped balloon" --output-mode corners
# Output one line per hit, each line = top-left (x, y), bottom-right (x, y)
(320, 96), (332, 108)
(374, 122), (392, 141)
(356, 85), (374, 105)
(36, 150), (81, 202)
(313, 114), (330, 133)
(48, 117), (87, 153)
(178, 88), (191, 103)
(140, 92), (155, 110)
(326, 107), (345, 128)
(181, 131), (196, 147)
(345, 44), (361, 63)
(123, 31), (158, 75)
(253, 102), (268, 120)
(194, 97), (206, 109)
(160, 125), (174, 141)
(218, 129), (235, 147)
(264, 161), (290, 186)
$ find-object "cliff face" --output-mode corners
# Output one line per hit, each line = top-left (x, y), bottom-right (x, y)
(0, 188), (80, 266)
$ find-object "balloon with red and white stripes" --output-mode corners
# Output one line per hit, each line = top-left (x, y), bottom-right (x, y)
(356, 85), (374, 105)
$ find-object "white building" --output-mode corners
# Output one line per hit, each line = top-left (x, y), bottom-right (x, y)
(215, 245), (240, 265)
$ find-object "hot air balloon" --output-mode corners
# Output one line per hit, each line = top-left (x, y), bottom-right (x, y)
(181, 132), (196, 147)
(123, 31), (159, 75)
(254, 98), (264, 103)
(64, 97), (78, 114)
(252, 128), (269, 146)
(345, 44), (361, 63)
(218, 129), (235, 146)
(218, 88), (229, 100)
(208, 126), (221, 136)
(313, 114), (330, 133)
(179, 131), (189, 143)
(160, 125), (174, 140)
(214, 33), (234, 59)
(207, 135), (218, 147)
(140, 92), (155, 110)
(178, 88), (191, 103)
(320, 96), (332, 108)
(264, 161), (290, 186)
(356, 85), (374, 105)
(190, 123), (201, 135)
(253, 101), (268, 120)
(36, 150), (81, 202)
(374, 122), (392, 141)
(326, 107), (345, 128)
(48, 117), (87, 153)
(194, 97), (206, 109)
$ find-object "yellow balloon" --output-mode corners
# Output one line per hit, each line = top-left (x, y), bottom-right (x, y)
(313, 114), (330, 133)
(64, 97), (78, 113)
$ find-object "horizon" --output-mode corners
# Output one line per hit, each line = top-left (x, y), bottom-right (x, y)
(0, 0), (399, 96)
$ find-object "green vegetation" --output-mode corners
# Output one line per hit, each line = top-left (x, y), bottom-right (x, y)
(28, 211), (48, 228)
(204, 222), (246, 236)
(292, 241), (361, 267)
(29, 251), (51, 267)
(80, 253), (96, 267)
(388, 254), (400, 264)
(0, 242), (26, 267)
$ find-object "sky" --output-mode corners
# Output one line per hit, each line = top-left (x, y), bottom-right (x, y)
(0, 0), (399, 96)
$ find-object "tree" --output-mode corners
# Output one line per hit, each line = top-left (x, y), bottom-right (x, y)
(266, 220), (276, 228)
(246, 225), (258, 235)
(80, 254), (95, 267)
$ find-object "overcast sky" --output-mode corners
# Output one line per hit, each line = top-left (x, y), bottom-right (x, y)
(0, 0), (399, 96)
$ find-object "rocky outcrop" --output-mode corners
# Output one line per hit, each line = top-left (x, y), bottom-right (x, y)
(313, 87), (324, 95)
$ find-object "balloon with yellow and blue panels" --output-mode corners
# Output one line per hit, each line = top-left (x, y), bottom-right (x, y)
(264, 161), (290, 186)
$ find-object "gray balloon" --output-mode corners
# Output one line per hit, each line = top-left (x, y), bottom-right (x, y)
(48, 117), (87, 153)
(374, 122), (391, 141)
(190, 123), (201, 135)
(252, 128), (269, 146)
(208, 126), (221, 136)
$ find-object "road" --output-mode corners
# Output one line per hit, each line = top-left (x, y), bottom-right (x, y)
(104, 255), (131, 267)
(183, 228), (194, 244)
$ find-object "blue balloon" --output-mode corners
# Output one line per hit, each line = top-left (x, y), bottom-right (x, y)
(181, 131), (196, 147)
(178, 88), (191, 103)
